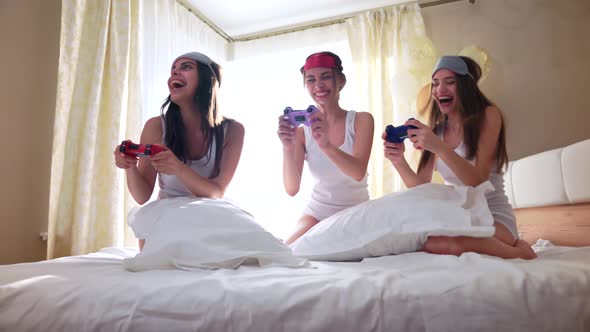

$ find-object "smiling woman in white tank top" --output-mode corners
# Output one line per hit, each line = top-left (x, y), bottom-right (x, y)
(277, 51), (375, 245)
(382, 55), (536, 260)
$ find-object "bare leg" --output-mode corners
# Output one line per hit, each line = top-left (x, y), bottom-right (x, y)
(423, 222), (537, 260)
(284, 215), (319, 245)
(138, 239), (145, 252)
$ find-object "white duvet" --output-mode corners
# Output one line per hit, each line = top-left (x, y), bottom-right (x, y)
(1, 242), (589, 332)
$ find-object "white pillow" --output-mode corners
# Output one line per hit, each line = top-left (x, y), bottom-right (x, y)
(290, 182), (496, 261)
(124, 197), (309, 271)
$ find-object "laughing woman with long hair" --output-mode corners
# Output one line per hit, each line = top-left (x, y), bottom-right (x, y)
(114, 52), (244, 250)
(383, 55), (536, 259)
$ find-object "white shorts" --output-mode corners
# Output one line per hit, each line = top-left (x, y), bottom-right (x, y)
(302, 199), (362, 222)
(490, 206), (519, 240)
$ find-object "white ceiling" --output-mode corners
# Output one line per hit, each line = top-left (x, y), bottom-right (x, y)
(185, 0), (412, 40)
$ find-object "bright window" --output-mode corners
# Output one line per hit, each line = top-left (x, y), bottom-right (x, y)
(139, 3), (357, 238)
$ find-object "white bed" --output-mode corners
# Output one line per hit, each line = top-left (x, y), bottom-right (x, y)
(1, 244), (589, 331)
(1, 139), (589, 332)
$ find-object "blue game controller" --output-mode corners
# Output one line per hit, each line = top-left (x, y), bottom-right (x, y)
(385, 118), (418, 143)
(284, 105), (319, 127)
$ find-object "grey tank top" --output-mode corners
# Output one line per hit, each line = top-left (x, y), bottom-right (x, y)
(157, 116), (217, 199)
(436, 127), (518, 238)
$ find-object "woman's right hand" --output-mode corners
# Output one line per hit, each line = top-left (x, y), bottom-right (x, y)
(382, 132), (406, 165)
(277, 114), (296, 150)
(114, 145), (139, 170)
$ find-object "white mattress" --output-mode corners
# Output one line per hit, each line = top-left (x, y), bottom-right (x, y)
(1, 244), (589, 332)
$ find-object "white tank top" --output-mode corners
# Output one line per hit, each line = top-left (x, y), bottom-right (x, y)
(157, 116), (217, 199)
(435, 135), (518, 239)
(303, 110), (369, 211)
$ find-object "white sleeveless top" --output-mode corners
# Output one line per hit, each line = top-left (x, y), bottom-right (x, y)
(157, 116), (217, 199)
(435, 137), (518, 239)
(302, 110), (369, 221)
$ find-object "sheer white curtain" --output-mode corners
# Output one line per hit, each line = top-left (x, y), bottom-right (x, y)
(138, 2), (354, 238)
(140, 0), (228, 123)
(48, 0), (141, 257)
(222, 25), (358, 239)
(346, 3), (436, 196)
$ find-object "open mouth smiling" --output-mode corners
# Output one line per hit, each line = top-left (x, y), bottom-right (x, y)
(170, 80), (186, 89)
(439, 96), (453, 105)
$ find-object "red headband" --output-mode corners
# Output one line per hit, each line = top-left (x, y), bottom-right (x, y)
(302, 53), (339, 72)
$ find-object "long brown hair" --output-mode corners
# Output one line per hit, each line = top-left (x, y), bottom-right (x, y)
(417, 56), (508, 174)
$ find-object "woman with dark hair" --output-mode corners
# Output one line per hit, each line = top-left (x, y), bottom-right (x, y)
(383, 55), (536, 259)
(114, 52), (244, 250)
(278, 51), (375, 245)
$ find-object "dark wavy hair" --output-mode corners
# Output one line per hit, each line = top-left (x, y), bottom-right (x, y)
(417, 56), (508, 174)
(160, 60), (230, 178)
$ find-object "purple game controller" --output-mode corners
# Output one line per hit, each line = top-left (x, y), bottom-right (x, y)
(283, 105), (319, 127)
(385, 118), (418, 143)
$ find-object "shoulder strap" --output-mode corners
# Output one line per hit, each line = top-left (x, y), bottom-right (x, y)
(160, 115), (166, 143)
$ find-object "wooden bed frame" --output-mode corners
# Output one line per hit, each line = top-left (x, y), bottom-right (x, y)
(515, 202), (590, 247)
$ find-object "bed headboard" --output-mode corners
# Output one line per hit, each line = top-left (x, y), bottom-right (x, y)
(504, 139), (590, 246)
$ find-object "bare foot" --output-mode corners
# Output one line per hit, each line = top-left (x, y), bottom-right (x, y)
(423, 236), (465, 256)
(514, 239), (537, 260)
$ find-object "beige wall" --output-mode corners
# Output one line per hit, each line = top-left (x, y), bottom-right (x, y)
(421, 0), (590, 160)
(0, 0), (61, 264)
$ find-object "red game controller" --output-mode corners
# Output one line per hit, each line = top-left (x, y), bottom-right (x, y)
(119, 140), (165, 157)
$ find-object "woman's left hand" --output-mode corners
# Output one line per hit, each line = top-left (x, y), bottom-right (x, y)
(406, 119), (444, 154)
(310, 106), (331, 150)
(149, 148), (184, 175)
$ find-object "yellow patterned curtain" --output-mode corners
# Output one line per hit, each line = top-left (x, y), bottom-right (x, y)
(47, 0), (141, 258)
(346, 2), (436, 197)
